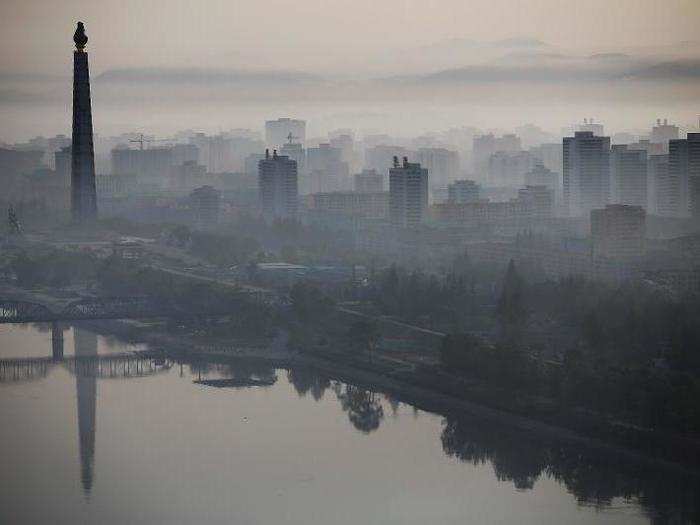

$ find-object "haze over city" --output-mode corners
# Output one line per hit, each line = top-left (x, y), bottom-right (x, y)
(2, 0), (700, 140)
(1, 2), (700, 524)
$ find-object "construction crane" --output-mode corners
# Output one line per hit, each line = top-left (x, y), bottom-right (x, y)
(129, 133), (152, 151)
(129, 134), (171, 150)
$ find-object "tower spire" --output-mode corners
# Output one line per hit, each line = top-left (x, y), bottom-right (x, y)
(71, 21), (98, 222)
(74, 21), (88, 51)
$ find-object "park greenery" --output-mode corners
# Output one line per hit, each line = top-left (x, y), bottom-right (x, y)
(367, 258), (700, 434)
(6, 239), (700, 440)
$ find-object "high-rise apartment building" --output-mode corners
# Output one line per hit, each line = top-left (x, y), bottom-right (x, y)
(668, 133), (700, 218)
(610, 145), (647, 208)
(307, 143), (349, 193)
(416, 147), (459, 191)
(563, 131), (611, 217)
(447, 179), (480, 203)
(354, 169), (384, 193)
(389, 157), (428, 228)
(648, 154), (669, 215)
(258, 150), (298, 221)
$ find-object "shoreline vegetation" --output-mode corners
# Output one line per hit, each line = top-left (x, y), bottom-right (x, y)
(3, 243), (700, 477)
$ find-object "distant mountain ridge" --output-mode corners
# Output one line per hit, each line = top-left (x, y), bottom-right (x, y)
(95, 67), (322, 85)
(380, 58), (700, 85)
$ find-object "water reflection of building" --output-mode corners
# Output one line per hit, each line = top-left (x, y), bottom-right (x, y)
(74, 328), (97, 495)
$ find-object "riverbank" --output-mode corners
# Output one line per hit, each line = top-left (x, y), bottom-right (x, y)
(4, 281), (700, 477)
(74, 315), (700, 478)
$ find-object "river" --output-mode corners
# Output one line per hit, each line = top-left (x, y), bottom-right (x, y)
(0, 323), (697, 524)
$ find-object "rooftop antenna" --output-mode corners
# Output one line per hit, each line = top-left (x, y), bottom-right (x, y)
(286, 132), (299, 145)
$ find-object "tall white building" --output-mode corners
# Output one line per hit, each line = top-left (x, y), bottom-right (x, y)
(307, 143), (349, 193)
(389, 157), (429, 228)
(258, 150), (298, 221)
(563, 131), (611, 217)
(416, 147), (459, 192)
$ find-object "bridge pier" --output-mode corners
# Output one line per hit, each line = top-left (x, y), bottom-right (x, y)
(51, 322), (64, 361)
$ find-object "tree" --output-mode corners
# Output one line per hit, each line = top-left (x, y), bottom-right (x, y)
(347, 318), (380, 361)
(497, 259), (526, 329)
(289, 281), (335, 320)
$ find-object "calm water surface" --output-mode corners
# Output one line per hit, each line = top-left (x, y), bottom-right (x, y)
(0, 323), (697, 524)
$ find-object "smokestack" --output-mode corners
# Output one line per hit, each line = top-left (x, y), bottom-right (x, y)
(392, 155), (399, 168)
(664, 118), (668, 125)
(265, 148), (269, 159)
(273, 149), (277, 159)
(657, 119), (661, 126)
(402, 156), (408, 168)
(584, 118), (588, 124)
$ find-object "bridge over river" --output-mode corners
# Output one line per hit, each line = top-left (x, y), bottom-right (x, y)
(0, 296), (235, 324)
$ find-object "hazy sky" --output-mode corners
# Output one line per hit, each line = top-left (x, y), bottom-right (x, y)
(1, 0), (699, 75)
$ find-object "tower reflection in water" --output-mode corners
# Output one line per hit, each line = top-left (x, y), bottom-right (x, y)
(73, 328), (97, 495)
